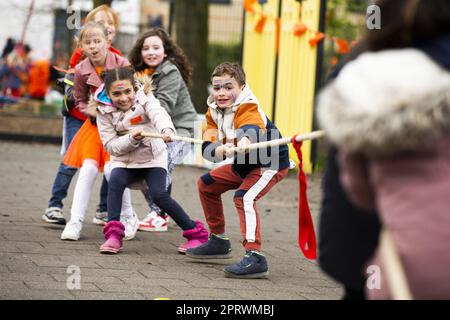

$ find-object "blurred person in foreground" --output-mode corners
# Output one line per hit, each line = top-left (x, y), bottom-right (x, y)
(317, 0), (450, 299)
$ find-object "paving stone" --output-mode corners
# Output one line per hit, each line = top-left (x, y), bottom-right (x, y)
(0, 141), (341, 300)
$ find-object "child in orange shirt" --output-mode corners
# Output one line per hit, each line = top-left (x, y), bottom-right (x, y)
(60, 22), (132, 241)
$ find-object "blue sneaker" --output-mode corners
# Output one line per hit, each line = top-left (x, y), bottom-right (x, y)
(185, 234), (232, 259)
(223, 251), (269, 279)
(92, 209), (108, 226)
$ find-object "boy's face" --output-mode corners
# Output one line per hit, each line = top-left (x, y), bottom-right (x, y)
(93, 11), (116, 45)
(108, 79), (135, 111)
(211, 75), (244, 109)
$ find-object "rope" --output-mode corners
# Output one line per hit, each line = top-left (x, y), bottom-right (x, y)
(380, 229), (413, 300)
(140, 132), (204, 145)
(140, 130), (325, 150)
(230, 130), (325, 153)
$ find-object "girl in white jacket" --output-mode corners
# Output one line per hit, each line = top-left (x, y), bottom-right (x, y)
(96, 67), (208, 254)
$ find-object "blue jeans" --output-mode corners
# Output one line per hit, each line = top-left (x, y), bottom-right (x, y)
(109, 167), (195, 230)
(97, 175), (109, 212)
(144, 141), (190, 215)
(48, 116), (84, 208)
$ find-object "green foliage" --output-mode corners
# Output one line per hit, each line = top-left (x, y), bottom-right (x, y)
(326, 0), (361, 40)
(321, 0), (368, 84)
(207, 42), (242, 76)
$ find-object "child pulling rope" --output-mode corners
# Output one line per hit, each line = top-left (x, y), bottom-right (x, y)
(142, 129), (325, 260)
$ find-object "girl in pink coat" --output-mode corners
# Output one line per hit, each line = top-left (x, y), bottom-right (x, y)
(96, 67), (208, 254)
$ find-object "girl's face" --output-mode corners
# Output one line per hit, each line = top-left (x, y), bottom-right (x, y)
(81, 29), (108, 67)
(141, 36), (166, 68)
(211, 75), (244, 109)
(93, 11), (116, 45)
(108, 79), (135, 111)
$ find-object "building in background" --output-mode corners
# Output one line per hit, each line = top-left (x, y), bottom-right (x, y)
(139, 0), (243, 44)
(0, 0), (140, 69)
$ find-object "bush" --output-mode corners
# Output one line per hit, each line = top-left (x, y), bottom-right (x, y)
(208, 42), (242, 75)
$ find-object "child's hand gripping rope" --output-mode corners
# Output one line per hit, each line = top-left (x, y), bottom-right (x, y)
(140, 129), (325, 260)
(141, 130), (325, 149)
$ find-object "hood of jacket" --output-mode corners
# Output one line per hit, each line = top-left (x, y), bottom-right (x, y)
(206, 84), (260, 141)
(317, 48), (450, 157)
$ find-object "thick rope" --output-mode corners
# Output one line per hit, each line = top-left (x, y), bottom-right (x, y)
(140, 132), (204, 144)
(380, 229), (413, 299)
(141, 130), (325, 149)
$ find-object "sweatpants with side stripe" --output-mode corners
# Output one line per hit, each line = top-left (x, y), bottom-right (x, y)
(198, 164), (288, 251)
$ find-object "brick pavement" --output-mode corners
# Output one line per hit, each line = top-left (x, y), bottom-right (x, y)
(0, 141), (342, 300)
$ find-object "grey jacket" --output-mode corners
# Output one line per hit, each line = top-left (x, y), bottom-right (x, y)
(151, 60), (197, 137)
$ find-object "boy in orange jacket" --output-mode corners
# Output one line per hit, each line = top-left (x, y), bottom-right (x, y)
(186, 62), (290, 278)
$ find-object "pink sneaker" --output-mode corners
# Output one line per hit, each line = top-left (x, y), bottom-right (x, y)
(100, 221), (125, 254)
(138, 211), (169, 232)
(178, 220), (209, 254)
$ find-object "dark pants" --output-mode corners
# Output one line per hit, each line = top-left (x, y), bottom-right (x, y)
(318, 147), (381, 295)
(48, 116), (83, 208)
(97, 176), (109, 212)
(198, 164), (288, 251)
(108, 167), (195, 230)
(48, 115), (108, 210)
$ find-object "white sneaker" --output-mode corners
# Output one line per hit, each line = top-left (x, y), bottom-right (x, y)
(61, 220), (82, 241)
(138, 211), (169, 232)
(121, 211), (139, 241)
(42, 207), (66, 225)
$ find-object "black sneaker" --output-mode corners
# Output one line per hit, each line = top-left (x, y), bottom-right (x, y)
(223, 251), (269, 279)
(42, 207), (66, 225)
(185, 234), (232, 259)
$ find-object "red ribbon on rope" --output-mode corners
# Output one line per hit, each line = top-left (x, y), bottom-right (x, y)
(291, 136), (317, 260)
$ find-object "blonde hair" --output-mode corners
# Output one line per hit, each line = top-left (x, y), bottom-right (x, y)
(78, 21), (108, 46)
(85, 4), (120, 30)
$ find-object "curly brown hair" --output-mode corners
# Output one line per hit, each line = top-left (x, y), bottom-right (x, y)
(128, 28), (192, 87)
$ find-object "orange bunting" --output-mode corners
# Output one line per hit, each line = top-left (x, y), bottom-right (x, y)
(254, 15), (267, 34)
(336, 38), (350, 54)
(244, 0), (257, 13)
(242, 2), (357, 56)
(330, 57), (339, 67)
(293, 23), (308, 37)
(308, 32), (325, 47)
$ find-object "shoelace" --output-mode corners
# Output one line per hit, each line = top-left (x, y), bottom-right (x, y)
(237, 252), (261, 268)
(49, 209), (63, 218)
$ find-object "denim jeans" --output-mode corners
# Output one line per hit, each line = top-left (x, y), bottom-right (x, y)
(144, 141), (190, 215)
(97, 175), (109, 212)
(47, 116), (83, 208)
(109, 167), (195, 230)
